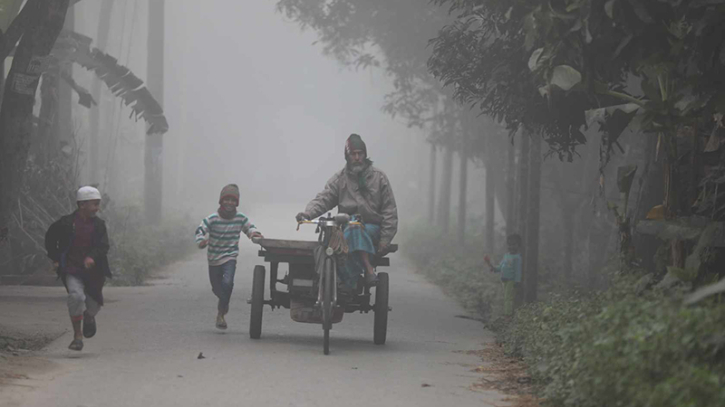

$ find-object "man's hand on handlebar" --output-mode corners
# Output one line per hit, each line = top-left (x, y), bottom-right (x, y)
(295, 212), (310, 222)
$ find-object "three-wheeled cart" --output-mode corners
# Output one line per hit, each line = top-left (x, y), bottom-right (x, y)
(249, 237), (397, 354)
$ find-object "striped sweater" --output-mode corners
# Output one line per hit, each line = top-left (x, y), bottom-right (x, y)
(195, 212), (259, 266)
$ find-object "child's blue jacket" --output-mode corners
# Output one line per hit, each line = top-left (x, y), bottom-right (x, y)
(495, 253), (522, 283)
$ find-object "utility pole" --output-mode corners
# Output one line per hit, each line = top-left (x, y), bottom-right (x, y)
(145, 0), (165, 222)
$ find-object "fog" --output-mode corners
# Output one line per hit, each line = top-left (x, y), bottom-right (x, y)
(69, 0), (453, 236)
(3, 3), (720, 403)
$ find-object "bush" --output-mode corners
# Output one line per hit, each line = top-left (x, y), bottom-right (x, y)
(501, 279), (725, 407)
(404, 221), (725, 407)
(104, 205), (195, 286)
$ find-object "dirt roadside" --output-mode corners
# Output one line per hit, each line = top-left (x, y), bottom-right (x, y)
(0, 285), (68, 392)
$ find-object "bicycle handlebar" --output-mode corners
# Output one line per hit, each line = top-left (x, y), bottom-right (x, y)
(296, 219), (362, 231)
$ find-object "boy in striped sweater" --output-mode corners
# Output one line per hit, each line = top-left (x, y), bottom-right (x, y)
(195, 184), (263, 329)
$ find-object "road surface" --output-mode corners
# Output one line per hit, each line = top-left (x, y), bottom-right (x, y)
(1, 206), (507, 407)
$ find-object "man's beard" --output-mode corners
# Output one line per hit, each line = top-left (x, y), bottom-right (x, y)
(348, 161), (367, 174)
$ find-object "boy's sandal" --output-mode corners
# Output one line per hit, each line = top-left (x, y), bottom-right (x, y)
(365, 273), (379, 286)
(216, 315), (227, 330)
(68, 338), (84, 351)
(82, 318), (97, 338)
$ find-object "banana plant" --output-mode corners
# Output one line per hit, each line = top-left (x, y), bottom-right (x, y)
(48, 30), (169, 135)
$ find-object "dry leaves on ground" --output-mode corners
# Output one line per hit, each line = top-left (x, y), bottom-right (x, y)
(457, 344), (542, 407)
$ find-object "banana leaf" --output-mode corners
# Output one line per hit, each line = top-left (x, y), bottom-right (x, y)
(53, 30), (168, 135)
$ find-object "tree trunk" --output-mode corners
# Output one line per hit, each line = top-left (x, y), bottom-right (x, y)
(36, 70), (59, 162)
(57, 9), (74, 155)
(689, 124), (700, 215)
(587, 212), (610, 288)
(562, 205), (574, 282)
(0, 0), (71, 240)
(145, 0), (165, 222)
(485, 148), (496, 251)
(88, 0), (115, 185)
(428, 143), (436, 222)
(0, 60), (4, 108)
(514, 131), (530, 308)
(632, 134), (664, 272)
(458, 148), (468, 244)
(438, 144), (454, 234)
(525, 133), (542, 303)
(505, 136), (516, 236)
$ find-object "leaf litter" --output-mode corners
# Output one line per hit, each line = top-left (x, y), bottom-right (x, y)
(456, 343), (542, 407)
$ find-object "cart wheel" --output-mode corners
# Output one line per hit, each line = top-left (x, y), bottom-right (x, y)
(374, 272), (389, 345)
(249, 265), (265, 339)
(322, 259), (334, 355)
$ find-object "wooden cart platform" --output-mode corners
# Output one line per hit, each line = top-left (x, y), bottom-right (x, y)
(257, 238), (397, 267)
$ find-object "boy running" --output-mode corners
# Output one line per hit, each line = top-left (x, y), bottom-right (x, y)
(195, 184), (263, 329)
(45, 186), (111, 351)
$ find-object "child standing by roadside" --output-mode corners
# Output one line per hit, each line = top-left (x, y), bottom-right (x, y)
(485, 234), (522, 317)
(45, 186), (111, 351)
(195, 184), (263, 330)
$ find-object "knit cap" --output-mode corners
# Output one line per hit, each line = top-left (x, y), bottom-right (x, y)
(344, 133), (367, 161)
(219, 184), (240, 205)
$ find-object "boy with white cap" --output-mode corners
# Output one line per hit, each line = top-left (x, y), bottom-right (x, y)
(45, 186), (111, 351)
(195, 184), (263, 330)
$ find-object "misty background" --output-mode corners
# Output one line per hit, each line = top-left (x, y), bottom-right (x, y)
(69, 0), (494, 234)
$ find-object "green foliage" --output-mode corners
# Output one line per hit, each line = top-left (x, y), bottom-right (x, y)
(104, 205), (194, 286)
(502, 278), (725, 407)
(406, 220), (725, 407)
(403, 222), (506, 319)
(430, 0), (725, 161)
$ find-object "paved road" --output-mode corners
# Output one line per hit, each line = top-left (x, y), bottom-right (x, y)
(2, 206), (506, 407)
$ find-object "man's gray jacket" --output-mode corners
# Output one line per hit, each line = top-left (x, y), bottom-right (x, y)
(304, 165), (398, 246)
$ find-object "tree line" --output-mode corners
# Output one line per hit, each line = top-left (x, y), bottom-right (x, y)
(277, 0), (725, 304)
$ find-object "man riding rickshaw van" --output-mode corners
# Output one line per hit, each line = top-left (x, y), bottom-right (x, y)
(295, 133), (399, 290)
